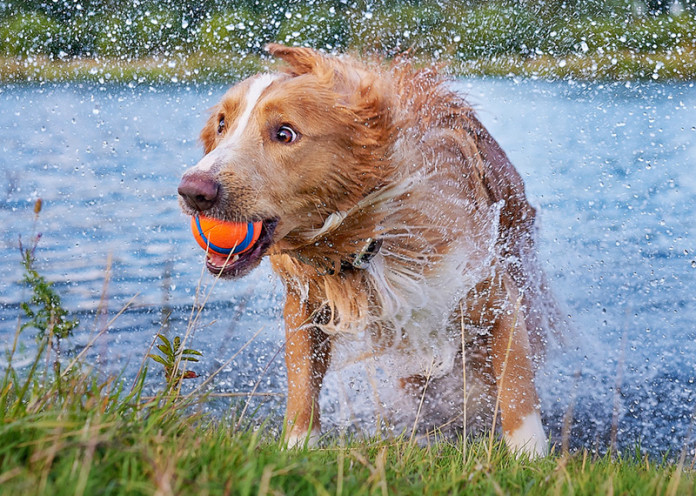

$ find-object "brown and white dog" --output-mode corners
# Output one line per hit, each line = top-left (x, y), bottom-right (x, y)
(178, 44), (559, 457)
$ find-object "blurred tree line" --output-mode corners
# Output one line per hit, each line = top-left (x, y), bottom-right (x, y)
(0, 0), (694, 58)
(4, 0), (696, 18)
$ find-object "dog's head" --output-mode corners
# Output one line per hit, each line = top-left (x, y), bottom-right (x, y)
(179, 44), (395, 277)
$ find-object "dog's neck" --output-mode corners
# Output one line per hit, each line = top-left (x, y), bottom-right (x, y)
(280, 180), (408, 276)
(285, 210), (383, 276)
(287, 236), (382, 276)
(304, 211), (349, 241)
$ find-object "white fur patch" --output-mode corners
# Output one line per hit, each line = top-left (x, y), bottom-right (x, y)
(286, 428), (320, 449)
(229, 73), (279, 142)
(305, 211), (348, 241)
(194, 73), (279, 173)
(297, 169), (504, 381)
(504, 411), (548, 458)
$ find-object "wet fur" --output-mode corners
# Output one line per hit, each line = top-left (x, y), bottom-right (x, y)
(184, 44), (560, 456)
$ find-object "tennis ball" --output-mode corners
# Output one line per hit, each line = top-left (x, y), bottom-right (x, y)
(191, 215), (262, 257)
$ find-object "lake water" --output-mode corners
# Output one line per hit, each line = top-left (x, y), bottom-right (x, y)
(1, 78), (695, 456)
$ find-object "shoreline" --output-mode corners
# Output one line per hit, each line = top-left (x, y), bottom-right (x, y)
(1, 49), (695, 85)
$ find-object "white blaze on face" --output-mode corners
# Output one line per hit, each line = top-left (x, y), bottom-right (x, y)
(228, 73), (279, 142)
(191, 73), (280, 174)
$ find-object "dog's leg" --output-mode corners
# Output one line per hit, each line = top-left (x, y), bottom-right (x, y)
(283, 290), (331, 448)
(489, 276), (547, 458)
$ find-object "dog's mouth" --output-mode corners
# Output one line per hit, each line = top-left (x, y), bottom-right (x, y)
(205, 218), (279, 278)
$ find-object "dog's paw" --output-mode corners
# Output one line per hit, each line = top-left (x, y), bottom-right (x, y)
(285, 428), (320, 449)
(504, 412), (548, 459)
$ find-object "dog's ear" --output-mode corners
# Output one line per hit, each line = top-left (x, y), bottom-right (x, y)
(266, 43), (326, 76)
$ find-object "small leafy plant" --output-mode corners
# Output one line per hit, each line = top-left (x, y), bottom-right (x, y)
(20, 248), (79, 344)
(19, 199), (79, 362)
(148, 333), (202, 390)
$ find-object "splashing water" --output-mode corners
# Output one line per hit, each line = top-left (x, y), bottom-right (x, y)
(0, 78), (694, 456)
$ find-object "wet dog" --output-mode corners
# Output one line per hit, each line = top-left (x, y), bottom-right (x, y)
(178, 44), (559, 457)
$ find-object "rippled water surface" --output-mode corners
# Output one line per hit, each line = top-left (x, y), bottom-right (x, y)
(1, 79), (695, 455)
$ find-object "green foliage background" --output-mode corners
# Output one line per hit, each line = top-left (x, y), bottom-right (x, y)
(1, 0), (694, 62)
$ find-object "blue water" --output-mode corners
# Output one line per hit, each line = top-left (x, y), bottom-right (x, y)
(1, 79), (695, 455)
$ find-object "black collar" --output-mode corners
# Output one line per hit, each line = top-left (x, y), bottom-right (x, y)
(291, 238), (383, 276)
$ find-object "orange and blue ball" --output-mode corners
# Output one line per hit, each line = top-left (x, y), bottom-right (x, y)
(191, 215), (262, 257)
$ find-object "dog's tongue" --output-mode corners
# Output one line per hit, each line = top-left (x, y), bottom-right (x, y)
(208, 253), (235, 268)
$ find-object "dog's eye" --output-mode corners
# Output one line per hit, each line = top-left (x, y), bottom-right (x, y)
(217, 115), (225, 134)
(275, 125), (298, 144)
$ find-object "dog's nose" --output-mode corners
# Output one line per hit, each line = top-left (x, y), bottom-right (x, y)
(178, 173), (220, 212)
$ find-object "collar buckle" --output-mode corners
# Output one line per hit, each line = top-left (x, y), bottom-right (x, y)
(350, 238), (383, 269)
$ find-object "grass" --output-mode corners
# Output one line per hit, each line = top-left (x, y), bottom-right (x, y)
(2, 47), (696, 86)
(2, 204), (696, 494)
(2, 377), (695, 496)
(0, 53), (267, 85)
(450, 48), (696, 81)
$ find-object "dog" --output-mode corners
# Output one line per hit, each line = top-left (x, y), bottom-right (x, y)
(178, 44), (560, 458)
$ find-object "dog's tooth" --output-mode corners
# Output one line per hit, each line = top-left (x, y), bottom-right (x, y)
(232, 255), (240, 262)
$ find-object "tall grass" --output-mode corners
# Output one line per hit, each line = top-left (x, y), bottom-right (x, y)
(2, 359), (694, 496)
(2, 204), (696, 494)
